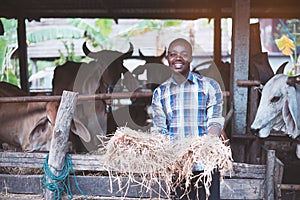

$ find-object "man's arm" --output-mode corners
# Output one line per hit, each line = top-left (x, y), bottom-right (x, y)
(151, 88), (168, 134)
(206, 79), (225, 137)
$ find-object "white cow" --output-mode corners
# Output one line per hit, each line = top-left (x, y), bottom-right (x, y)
(251, 74), (300, 158)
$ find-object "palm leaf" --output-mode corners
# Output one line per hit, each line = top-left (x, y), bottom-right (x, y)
(67, 18), (108, 48)
(119, 19), (182, 37)
(27, 26), (84, 44)
(94, 19), (114, 37)
(0, 37), (7, 71)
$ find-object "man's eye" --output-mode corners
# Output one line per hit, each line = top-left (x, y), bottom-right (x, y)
(270, 96), (281, 103)
(169, 53), (177, 57)
(181, 53), (188, 58)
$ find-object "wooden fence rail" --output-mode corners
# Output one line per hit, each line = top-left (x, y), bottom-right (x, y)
(0, 149), (283, 199)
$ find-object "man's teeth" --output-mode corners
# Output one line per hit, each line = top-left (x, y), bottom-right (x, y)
(175, 63), (182, 68)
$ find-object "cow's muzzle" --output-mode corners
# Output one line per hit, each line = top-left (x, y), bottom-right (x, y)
(250, 128), (260, 136)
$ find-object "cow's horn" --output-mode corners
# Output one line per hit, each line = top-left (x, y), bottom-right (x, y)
(128, 42), (134, 54)
(82, 41), (91, 56)
(124, 42), (134, 56)
(275, 61), (289, 74)
(82, 41), (100, 59)
(138, 49), (145, 57)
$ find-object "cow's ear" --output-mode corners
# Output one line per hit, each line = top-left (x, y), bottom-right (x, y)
(70, 118), (91, 142)
(29, 117), (49, 141)
(46, 101), (59, 125)
(282, 87), (299, 139)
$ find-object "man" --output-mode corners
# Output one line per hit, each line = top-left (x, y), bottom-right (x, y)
(151, 38), (224, 200)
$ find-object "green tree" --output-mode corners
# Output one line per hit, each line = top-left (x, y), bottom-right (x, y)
(67, 18), (114, 49)
(0, 18), (19, 85)
(119, 19), (182, 52)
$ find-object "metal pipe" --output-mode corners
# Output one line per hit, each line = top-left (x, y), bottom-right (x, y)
(0, 92), (153, 103)
(237, 80), (261, 87)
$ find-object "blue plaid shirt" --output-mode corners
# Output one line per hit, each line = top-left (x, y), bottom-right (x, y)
(152, 72), (224, 140)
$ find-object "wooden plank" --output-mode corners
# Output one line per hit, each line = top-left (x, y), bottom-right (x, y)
(0, 174), (265, 199)
(0, 152), (107, 171)
(220, 179), (265, 199)
(0, 174), (167, 198)
(225, 162), (265, 179)
(0, 152), (266, 178)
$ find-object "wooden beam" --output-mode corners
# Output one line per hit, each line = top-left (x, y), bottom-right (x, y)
(0, 152), (266, 178)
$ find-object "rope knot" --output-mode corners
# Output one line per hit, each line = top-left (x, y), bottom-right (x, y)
(41, 153), (87, 200)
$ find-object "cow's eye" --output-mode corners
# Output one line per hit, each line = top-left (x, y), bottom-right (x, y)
(270, 96), (281, 103)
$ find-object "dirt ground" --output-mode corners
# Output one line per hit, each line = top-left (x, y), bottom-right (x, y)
(0, 193), (167, 200)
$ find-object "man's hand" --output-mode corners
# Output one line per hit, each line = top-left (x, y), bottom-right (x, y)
(208, 125), (222, 137)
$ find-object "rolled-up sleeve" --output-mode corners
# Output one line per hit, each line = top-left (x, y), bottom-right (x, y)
(151, 88), (168, 134)
(206, 79), (225, 130)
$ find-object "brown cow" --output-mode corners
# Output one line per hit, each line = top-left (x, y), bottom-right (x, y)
(52, 42), (140, 151)
(0, 82), (90, 152)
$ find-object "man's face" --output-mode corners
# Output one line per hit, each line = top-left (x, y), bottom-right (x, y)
(167, 41), (192, 77)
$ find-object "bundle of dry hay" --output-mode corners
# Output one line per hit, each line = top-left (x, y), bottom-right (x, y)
(100, 127), (233, 199)
(172, 134), (233, 199)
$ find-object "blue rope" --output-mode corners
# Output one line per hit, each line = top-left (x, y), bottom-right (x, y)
(41, 153), (87, 200)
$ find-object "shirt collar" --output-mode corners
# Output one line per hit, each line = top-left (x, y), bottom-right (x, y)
(169, 72), (199, 85)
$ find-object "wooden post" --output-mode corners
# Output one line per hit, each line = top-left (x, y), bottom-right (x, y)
(214, 16), (221, 67)
(265, 149), (276, 200)
(274, 158), (284, 199)
(17, 17), (29, 94)
(45, 91), (78, 199)
(231, 0), (250, 162)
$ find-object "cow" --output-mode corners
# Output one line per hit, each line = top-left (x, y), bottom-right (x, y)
(132, 48), (171, 91)
(0, 82), (90, 152)
(251, 68), (300, 159)
(52, 42), (140, 151)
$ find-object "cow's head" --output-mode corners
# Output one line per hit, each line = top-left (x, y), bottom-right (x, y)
(138, 48), (166, 64)
(22, 101), (91, 152)
(80, 42), (138, 94)
(251, 74), (299, 139)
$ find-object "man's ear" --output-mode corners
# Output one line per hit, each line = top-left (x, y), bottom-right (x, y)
(282, 86), (299, 139)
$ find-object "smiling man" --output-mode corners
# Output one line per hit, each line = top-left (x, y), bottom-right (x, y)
(151, 38), (224, 199)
